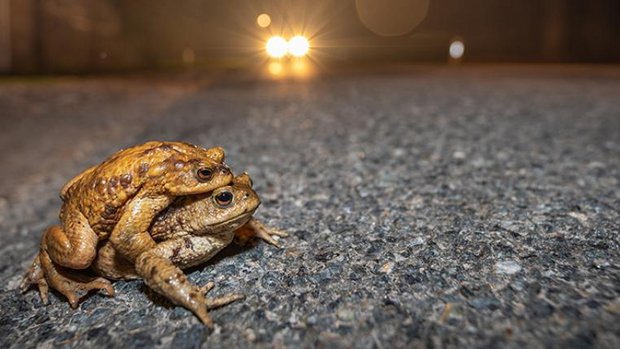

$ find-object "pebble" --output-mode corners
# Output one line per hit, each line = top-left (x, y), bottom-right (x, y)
(495, 260), (522, 275)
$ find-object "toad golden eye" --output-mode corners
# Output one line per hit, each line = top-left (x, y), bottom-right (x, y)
(196, 168), (213, 181)
(215, 191), (234, 207)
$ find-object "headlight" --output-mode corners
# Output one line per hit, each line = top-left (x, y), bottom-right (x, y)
(266, 36), (288, 58)
(265, 35), (310, 58)
(288, 36), (310, 57)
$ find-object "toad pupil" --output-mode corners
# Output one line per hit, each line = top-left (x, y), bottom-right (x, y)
(197, 168), (213, 180)
(215, 191), (234, 206)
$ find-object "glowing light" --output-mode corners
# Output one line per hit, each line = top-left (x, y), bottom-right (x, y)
(449, 40), (465, 59)
(256, 13), (271, 28)
(266, 36), (288, 58)
(291, 59), (306, 73)
(268, 61), (284, 76)
(291, 59), (312, 78)
(287, 36), (310, 57)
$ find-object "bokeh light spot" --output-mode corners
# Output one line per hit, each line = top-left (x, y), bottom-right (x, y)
(268, 61), (284, 76)
(449, 40), (465, 59)
(256, 13), (271, 28)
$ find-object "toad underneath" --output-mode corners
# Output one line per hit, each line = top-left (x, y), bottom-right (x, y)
(92, 173), (286, 325)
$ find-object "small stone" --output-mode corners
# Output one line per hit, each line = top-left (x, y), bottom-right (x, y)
(510, 281), (525, 291)
(453, 151), (466, 159)
(409, 237), (425, 247)
(380, 262), (395, 274)
(469, 297), (501, 310)
(568, 212), (589, 226)
(244, 329), (256, 342)
(337, 308), (355, 322)
(495, 260), (522, 275)
(410, 196), (424, 209)
(592, 259), (610, 269)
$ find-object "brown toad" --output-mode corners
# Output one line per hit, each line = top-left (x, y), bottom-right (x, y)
(22, 141), (233, 309)
(92, 173), (287, 325)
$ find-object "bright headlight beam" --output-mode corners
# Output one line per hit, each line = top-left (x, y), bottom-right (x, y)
(288, 36), (309, 57)
(266, 36), (288, 58)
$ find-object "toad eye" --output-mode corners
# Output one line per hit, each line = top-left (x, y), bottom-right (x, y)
(215, 191), (234, 207)
(196, 167), (213, 181)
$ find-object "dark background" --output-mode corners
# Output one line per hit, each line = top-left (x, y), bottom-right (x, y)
(1, 0), (619, 74)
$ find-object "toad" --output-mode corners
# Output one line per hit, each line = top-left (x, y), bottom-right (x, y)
(22, 141), (233, 310)
(92, 173), (287, 325)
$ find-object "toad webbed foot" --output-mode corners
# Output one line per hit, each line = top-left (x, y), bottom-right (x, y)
(234, 218), (288, 248)
(22, 251), (115, 308)
(136, 251), (244, 326)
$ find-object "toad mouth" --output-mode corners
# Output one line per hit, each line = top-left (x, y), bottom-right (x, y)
(211, 209), (257, 228)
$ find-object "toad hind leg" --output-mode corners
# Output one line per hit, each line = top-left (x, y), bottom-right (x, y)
(36, 250), (114, 308)
(43, 208), (98, 269)
(21, 254), (50, 304)
(136, 247), (243, 327)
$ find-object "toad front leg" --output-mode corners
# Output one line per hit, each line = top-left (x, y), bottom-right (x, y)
(234, 218), (288, 248)
(135, 235), (243, 326)
(109, 191), (172, 262)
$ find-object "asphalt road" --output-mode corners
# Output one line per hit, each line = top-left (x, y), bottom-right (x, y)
(0, 65), (619, 348)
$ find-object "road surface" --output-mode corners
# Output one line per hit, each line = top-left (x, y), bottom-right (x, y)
(0, 65), (619, 348)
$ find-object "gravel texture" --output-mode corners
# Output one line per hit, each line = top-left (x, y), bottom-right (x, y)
(0, 66), (619, 348)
